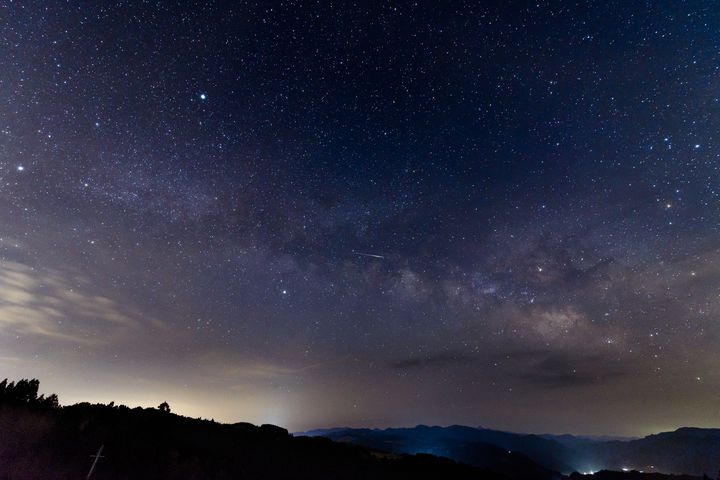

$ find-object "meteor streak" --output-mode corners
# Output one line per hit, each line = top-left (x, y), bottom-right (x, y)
(353, 252), (385, 259)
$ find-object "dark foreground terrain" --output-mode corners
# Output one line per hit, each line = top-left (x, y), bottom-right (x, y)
(0, 401), (508, 480)
(0, 379), (708, 480)
(3, 404), (707, 480)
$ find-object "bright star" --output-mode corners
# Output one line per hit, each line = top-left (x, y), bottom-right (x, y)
(200, 93), (207, 100)
(16, 165), (24, 172)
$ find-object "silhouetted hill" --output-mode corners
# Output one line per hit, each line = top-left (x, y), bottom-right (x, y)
(0, 400), (511, 480)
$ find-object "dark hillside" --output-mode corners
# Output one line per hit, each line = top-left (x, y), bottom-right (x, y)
(0, 379), (504, 480)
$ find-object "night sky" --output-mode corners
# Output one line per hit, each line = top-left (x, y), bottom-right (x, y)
(2, 1), (720, 437)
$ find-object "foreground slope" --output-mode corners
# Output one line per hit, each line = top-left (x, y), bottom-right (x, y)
(0, 402), (507, 480)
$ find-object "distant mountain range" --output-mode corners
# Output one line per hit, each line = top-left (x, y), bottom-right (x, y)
(299, 425), (720, 477)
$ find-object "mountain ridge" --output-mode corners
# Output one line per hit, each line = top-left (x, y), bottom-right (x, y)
(300, 425), (720, 476)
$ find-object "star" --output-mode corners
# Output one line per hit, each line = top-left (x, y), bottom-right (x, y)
(16, 165), (24, 172)
(200, 93), (207, 100)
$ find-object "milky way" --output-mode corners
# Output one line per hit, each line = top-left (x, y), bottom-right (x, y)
(2, 1), (720, 436)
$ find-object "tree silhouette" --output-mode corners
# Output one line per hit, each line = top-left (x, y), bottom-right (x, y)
(0, 378), (59, 409)
(158, 401), (171, 413)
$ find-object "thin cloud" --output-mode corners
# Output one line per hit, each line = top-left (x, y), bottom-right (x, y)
(509, 351), (629, 389)
(390, 351), (475, 370)
(0, 260), (161, 345)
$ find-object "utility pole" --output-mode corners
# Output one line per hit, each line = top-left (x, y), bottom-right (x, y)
(86, 444), (105, 480)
